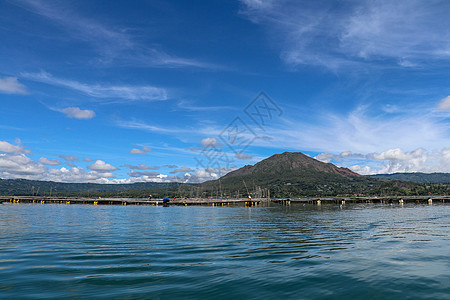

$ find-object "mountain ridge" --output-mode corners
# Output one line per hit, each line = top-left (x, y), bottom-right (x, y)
(369, 172), (450, 183)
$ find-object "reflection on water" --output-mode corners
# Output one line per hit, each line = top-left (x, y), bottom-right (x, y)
(0, 203), (449, 299)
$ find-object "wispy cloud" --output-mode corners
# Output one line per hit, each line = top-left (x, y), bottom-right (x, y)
(437, 96), (450, 111)
(13, 0), (222, 69)
(239, 0), (450, 70)
(13, 0), (132, 59)
(117, 119), (197, 135)
(267, 104), (450, 154)
(21, 71), (168, 102)
(176, 100), (237, 112)
(0, 77), (28, 94)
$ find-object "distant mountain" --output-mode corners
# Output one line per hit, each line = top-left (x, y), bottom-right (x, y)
(222, 152), (361, 180)
(0, 178), (183, 197)
(369, 172), (450, 183)
(201, 152), (371, 197)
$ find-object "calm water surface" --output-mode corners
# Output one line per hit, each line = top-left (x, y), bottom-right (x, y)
(0, 202), (449, 299)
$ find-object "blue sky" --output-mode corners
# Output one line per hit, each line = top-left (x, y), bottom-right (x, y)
(1, 0), (450, 183)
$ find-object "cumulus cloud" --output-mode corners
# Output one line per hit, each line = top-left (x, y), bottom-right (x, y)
(319, 147), (450, 175)
(201, 137), (220, 148)
(314, 152), (336, 163)
(0, 140), (30, 154)
(60, 107), (95, 119)
(38, 157), (61, 165)
(130, 146), (152, 154)
(46, 167), (115, 183)
(0, 77), (28, 94)
(87, 160), (119, 171)
(315, 151), (365, 163)
(83, 157), (92, 162)
(59, 155), (79, 162)
(0, 154), (47, 178)
(437, 95), (450, 111)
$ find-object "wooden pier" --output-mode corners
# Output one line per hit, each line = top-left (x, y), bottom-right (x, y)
(0, 196), (260, 207)
(271, 195), (448, 205)
(1, 195), (448, 206)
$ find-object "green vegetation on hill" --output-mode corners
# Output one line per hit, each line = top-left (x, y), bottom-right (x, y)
(0, 178), (184, 198)
(369, 173), (450, 183)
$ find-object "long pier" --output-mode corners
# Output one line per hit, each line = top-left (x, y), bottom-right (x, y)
(271, 195), (448, 205)
(0, 196), (260, 206)
(1, 195), (448, 206)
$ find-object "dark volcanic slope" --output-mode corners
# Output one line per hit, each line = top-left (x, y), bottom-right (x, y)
(203, 152), (366, 193)
(222, 152), (360, 180)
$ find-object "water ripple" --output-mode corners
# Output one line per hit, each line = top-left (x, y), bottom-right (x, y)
(0, 203), (449, 299)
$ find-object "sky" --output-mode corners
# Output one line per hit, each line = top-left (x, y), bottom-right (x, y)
(1, 0), (450, 183)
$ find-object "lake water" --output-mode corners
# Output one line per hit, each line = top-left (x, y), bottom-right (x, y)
(0, 202), (449, 299)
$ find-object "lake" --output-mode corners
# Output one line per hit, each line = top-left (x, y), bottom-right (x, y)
(0, 202), (449, 299)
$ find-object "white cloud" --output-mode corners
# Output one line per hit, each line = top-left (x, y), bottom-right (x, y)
(87, 160), (119, 171)
(437, 95), (450, 111)
(267, 104), (450, 154)
(164, 165), (178, 169)
(59, 155), (79, 162)
(314, 152), (335, 163)
(348, 165), (372, 175)
(315, 151), (364, 163)
(321, 147), (450, 175)
(21, 71), (168, 102)
(128, 170), (160, 178)
(201, 137), (218, 148)
(0, 154), (46, 177)
(240, 0), (274, 10)
(83, 157), (92, 162)
(0, 77), (28, 94)
(0, 140), (30, 154)
(129, 146), (152, 154)
(124, 164), (158, 170)
(46, 167), (115, 183)
(340, 1), (450, 62)
(236, 152), (253, 160)
(117, 119), (195, 135)
(38, 157), (61, 166)
(170, 166), (192, 174)
(60, 107), (95, 119)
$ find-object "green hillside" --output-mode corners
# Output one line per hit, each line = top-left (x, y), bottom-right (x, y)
(369, 173), (450, 183)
